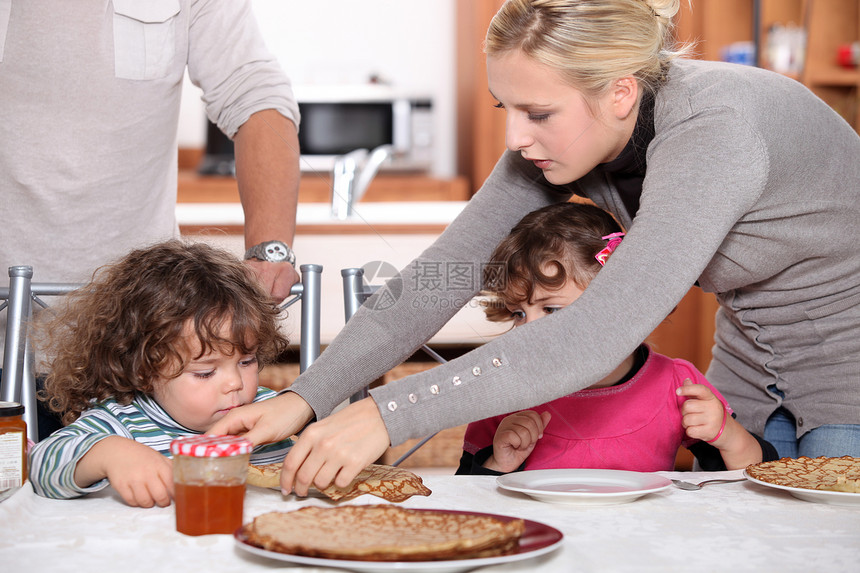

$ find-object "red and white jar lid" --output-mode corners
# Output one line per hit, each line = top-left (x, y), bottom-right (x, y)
(170, 435), (253, 457)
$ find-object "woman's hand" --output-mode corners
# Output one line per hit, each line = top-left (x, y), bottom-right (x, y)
(279, 397), (391, 496)
(485, 410), (552, 473)
(74, 436), (174, 508)
(207, 391), (314, 446)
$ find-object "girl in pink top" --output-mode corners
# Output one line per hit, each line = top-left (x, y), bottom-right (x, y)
(458, 203), (777, 475)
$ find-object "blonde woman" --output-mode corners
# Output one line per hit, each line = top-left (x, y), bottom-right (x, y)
(213, 0), (860, 495)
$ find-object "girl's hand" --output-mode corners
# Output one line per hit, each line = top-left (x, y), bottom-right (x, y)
(676, 378), (763, 469)
(485, 410), (552, 473)
(75, 436), (174, 508)
(279, 397), (391, 497)
(677, 378), (726, 443)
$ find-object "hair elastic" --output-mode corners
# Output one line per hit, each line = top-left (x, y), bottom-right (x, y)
(706, 408), (728, 443)
(595, 232), (626, 266)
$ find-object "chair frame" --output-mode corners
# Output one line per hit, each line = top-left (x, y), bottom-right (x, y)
(1, 263), (322, 442)
(1, 266), (80, 442)
(281, 264), (323, 374)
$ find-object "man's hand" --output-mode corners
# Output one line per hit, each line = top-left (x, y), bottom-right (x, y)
(279, 398), (391, 497)
(244, 259), (300, 303)
(485, 410), (552, 473)
(74, 436), (173, 508)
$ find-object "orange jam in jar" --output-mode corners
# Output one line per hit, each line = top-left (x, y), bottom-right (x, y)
(170, 435), (252, 536)
(174, 482), (246, 536)
(0, 402), (27, 498)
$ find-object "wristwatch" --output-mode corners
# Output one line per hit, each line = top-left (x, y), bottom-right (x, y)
(243, 240), (296, 265)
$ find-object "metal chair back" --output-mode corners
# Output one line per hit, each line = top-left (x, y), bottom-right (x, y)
(280, 264), (323, 374)
(0, 266), (79, 442)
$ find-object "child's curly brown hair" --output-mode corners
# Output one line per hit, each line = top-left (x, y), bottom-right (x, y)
(481, 202), (624, 322)
(36, 240), (289, 425)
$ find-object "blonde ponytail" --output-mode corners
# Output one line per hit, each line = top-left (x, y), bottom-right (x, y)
(486, 0), (691, 99)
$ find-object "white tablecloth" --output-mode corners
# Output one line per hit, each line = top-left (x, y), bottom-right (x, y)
(1, 470), (858, 572)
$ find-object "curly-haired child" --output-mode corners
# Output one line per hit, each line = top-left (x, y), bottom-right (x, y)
(28, 240), (293, 507)
(458, 203), (778, 475)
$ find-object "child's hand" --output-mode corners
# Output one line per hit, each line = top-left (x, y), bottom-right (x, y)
(676, 378), (726, 444)
(74, 436), (174, 508)
(676, 378), (764, 470)
(484, 410), (552, 473)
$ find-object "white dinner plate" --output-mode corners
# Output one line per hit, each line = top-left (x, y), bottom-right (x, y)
(234, 509), (563, 573)
(496, 469), (672, 505)
(743, 470), (860, 506)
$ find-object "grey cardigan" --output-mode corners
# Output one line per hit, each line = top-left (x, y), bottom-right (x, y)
(291, 59), (860, 444)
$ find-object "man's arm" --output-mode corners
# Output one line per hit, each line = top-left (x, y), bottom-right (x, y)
(233, 109), (301, 301)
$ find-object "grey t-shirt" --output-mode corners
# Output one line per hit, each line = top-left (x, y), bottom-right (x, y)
(0, 0), (298, 358)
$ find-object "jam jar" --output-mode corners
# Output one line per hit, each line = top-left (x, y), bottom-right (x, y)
(170, 435), (252, 536)
(0, 402), (27, 500)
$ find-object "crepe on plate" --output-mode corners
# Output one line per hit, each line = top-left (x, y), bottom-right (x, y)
(247, 462), (432, 502)
(746, 455), (860, 493)
(242, 505), (525, 561)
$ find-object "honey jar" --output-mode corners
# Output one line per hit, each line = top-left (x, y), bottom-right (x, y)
(170, 434), (252, 536)
(0, 401), (27, 500)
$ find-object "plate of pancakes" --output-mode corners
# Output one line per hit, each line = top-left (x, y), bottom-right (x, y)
(235, 505), (563, 572)
(744, 455), (860, 506)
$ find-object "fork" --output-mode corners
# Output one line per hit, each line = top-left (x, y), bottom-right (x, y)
(671, 478), (747, 491)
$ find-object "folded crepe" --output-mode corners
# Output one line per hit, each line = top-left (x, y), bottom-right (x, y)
(247, 462), (432, 502)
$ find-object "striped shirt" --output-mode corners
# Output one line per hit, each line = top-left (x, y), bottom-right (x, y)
(28, 388), (293, 499)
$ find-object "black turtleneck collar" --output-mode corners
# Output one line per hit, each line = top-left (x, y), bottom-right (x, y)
(596, 92), (656, 220)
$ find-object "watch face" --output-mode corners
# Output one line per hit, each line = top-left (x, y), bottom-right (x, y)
(263, 242), (289, 262)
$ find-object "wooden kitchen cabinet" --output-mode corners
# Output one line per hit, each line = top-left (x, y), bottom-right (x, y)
(677, 0), (860, 131)
(783, 0), (860, 130)
(177, 170), (470, 204)
(456, 0), (507, 194)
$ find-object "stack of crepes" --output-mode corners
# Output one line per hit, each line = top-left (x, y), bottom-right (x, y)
(746, 455), (860, 492)
(241, 505), (526, 561)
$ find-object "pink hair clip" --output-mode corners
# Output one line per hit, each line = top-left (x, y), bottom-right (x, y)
(595, 232), (625, 266)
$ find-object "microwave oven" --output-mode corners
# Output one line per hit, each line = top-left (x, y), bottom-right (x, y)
(295, 85), (434, 173)
(197, 85), (434, 176)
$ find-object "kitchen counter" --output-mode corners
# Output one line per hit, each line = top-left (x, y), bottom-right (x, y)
(177, 201), (469, 235)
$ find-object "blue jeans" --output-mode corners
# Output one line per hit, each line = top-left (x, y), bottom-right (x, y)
(764, 406), (860, 458)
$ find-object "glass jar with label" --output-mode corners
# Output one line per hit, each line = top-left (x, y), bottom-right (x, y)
(170, 434), (252, 536)
(0, 401), (27, 501)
